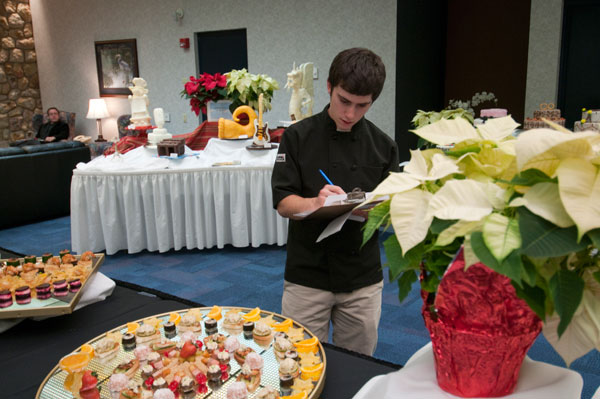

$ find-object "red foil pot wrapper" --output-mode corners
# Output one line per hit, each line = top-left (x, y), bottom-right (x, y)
(422, 249), (542, 397)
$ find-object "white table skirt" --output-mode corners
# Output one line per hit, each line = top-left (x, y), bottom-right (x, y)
(70, 166), (288, 254)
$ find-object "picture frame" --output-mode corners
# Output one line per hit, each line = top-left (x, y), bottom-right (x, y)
(94, 39), (139, 97)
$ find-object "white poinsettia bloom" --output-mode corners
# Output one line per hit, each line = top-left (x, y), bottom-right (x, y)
(390, 189), (434, 254)
(476, 116), (520, 141)
(410, 117), (480, 146)
(428, 179), (493, 221)
(404, 150), (459, 181)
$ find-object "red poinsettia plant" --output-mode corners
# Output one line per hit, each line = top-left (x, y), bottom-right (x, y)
(181, 72), (228, 116)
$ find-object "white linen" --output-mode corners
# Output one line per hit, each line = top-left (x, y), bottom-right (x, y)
(71, 138), (287, 255)
(352, 343), (583, 399)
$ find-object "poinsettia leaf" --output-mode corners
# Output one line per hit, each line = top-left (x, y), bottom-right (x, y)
(476, 116), (520, 141)
(518, 207), (590, 257)
(556, 158), (600, 240)
(470, 232), (522, 285)
(428, 180), (493, 221)
(430, 218), (458, 234)
(549, 269), (585, 337)
(390, 189), (434, 254)
(522, 182), (574, 228)
(397, 270), (418, 303)
(587, 228), (600, 248)
(482, 214), (521, 263)
(420, 272), (440, 293)
(512, 281), (546, 320)
(436, 220), (482, 247)
(362, 201), (390, 246)
(593, 271), (600, 285)
(383, 234), (422, 282)
(507, 168), (556, 186)
(521, 257), (538, 287)
(410, 117), (480, 146)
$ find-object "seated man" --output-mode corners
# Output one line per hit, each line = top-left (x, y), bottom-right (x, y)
(36, 107), (69, 142)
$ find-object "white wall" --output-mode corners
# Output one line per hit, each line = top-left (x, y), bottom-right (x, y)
(525, 0), (564, 119)
(30, 0), (397, 141)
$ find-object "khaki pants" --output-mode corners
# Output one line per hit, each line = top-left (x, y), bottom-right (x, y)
(281, 280), (383, 356)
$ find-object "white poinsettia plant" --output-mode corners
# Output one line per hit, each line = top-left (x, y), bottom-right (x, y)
(363, 116), (600, 365)
(224, 68), (279, 113)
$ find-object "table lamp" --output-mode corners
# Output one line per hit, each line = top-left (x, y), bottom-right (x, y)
(86, 98), (110, 142)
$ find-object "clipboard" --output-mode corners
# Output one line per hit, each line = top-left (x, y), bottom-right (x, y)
(293, 190), (381, 220)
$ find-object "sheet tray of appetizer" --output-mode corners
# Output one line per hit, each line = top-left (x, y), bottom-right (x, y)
(36, 306), (326, 399)
(0, 250), (104, 318)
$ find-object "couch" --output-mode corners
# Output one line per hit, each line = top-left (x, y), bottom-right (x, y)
(0, 141), (91, 229)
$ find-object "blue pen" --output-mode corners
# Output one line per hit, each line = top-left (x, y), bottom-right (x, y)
(319, 169), (334, 185)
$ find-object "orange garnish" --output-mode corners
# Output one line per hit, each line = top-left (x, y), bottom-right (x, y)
(281, 392), (308, 399)
(273, 318), (293, 332)
(126, 322), (139, 334)
(242, 307), (261, 322)
(206, 305), (222, 321)
(58, 353), (91, 373)
(300, 362), (324, 380)
(294, 336), (319, 353)
(79, 344), (94, 360)
(168, 312), (181, 325)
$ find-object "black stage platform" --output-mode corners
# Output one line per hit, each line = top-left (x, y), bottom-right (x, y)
(1, 283), (400, 399)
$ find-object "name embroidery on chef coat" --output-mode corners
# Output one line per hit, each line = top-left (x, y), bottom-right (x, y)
(276, 154), (286, 162)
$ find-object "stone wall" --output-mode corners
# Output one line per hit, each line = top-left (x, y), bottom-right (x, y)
(0, 0), (41, 145)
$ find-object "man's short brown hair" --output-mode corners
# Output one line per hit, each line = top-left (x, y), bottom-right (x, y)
(328, 48), (386, 101)
(46, 107), (60, 115)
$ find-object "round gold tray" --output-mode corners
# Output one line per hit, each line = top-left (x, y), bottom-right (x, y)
(36, 306), (326, 398)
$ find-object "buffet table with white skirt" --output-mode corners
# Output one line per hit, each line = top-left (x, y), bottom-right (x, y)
(70, 139), (288, 254)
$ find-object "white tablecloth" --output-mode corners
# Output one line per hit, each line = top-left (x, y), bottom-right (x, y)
(71, 139), (288, 254)
(352, 343), (583, 399)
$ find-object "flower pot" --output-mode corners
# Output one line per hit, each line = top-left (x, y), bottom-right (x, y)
(422, 249), (542, 397)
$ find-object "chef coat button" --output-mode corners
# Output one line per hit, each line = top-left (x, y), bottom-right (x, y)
(351, 164), (357, 171)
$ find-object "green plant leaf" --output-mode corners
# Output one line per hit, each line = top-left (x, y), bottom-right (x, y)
(521, 256), (538, 287)
(593, 271), (600, 285)
(518, 207), (590, 257)
(383, 234), (422, 281)
(587, 228), (600, 248)
(420, 272), (440, 293)
(512, 281), (546, 320)
(430, 218), (458, 234)
(362, 201), (390, 246)
(470, 232), (522, 285)
(482, 214), (521, 263)
(549, 269), (585, 337)
(507, 168), (556, 186)
(397, 270), (418, 303)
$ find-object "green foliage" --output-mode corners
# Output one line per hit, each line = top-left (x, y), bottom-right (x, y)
(362, 201), (390, 247)
(225, 69), (279, 113)
(550, 270), (585, 337)
(470, 232), (523, 285)
(506, 169), (557, 186)
(518, 207), (590, 257)
(512, 281), (547, 321)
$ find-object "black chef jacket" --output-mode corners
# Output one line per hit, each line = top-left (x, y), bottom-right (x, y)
(271, 106), (400, 293)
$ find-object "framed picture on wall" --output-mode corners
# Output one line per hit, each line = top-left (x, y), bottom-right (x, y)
(94, 39), (139, 97)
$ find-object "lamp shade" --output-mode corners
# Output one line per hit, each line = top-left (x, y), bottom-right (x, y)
(86, 98), (109, 119)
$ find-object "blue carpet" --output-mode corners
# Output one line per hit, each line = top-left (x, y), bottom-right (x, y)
(1, 216), (598, 398)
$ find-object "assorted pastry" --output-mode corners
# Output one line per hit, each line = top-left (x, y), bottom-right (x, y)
(54, 307), (323, 398)
(0, 250), (96, 306)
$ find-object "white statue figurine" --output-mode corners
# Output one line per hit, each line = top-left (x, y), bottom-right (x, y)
(147, 107), (172, 147)
(285, 62), (314, 122)
(128, 77), (151, 126)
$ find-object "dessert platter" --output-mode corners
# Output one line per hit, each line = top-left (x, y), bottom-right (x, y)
(0, 251), (104, 319)
(37, 306), (326, 399)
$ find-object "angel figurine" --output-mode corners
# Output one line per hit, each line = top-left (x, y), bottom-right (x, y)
(285, 62), (314, 122)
